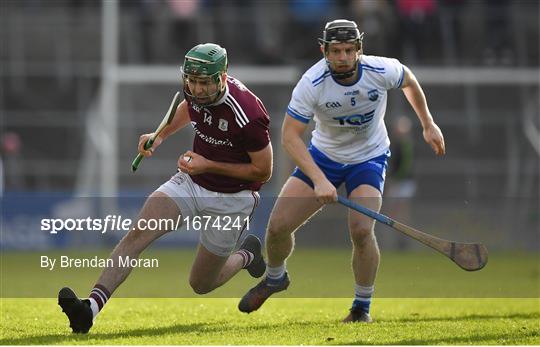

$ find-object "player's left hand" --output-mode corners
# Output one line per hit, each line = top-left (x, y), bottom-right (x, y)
(178, 150), (210, 175)
(423, 122), (445, 156)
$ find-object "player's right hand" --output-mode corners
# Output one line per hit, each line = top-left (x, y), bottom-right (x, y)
(313, 178), (337, 204)
(423, 122), (445, 156)
(138, 133), (162, 157)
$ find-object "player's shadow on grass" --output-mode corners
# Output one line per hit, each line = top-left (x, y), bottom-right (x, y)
(337, 330), (538, 345)
(377, 312), (539, 323)
(335, 313), (539, 345)
(0, 322), (207, 345)
(4, 313), (537, 345)
(1, 320), (315, 345)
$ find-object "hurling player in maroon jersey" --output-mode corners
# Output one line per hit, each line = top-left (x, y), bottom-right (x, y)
(58, 43), (273, 334)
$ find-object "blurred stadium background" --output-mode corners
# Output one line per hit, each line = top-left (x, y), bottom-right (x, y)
(1, 0), (538, 293)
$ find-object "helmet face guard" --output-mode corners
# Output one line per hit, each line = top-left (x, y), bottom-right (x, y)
(182, 68), (224, 106)
(181, 43), (228, 106)
(318, 20), (364, 80)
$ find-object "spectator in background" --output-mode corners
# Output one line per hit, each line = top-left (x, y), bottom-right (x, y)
(438, 0), (466, 65)
(351, 0), (396, 58)
(253, 1), (286, 64)
(133, 0), (163, 63)
(288, 0), (334, 62)
(483, 0), (514, 65)
(396, 0), (439, 64)
(168, 0), (201, 61)
(0, 154), (3, 196)
(131, 0), (201, 64)
(0, 131), (25, 190)
(1, 132), (24, 191)
(211, 0), (255, 62)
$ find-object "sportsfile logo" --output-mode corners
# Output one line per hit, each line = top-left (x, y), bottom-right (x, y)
(40, 215), (182, 234)
(40, 215), (250, 234)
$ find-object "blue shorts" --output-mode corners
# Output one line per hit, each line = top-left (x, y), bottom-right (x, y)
(291, 144), (390, 195)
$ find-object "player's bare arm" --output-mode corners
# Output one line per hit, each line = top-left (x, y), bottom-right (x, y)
(178, 143), (273, 182)
(401, 66), (446, 156)
(281, 115), (337, 204)
(138, 100), (191, 157)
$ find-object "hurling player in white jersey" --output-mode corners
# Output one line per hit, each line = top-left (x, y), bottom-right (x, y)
(239, 19), (445, 322)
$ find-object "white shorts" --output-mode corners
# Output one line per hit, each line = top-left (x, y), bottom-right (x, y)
(156, 171), (259, 257)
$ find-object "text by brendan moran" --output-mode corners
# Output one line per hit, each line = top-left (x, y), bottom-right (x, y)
(40, 255), (159, 270)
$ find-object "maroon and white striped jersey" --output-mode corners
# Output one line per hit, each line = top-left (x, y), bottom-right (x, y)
(185, 76), (270, 193)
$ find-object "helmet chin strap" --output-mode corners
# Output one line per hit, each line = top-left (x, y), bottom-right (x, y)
(203, 78), (226, 105)
(331, 67), (357, 80)
(326, 60), (358, 81)
(192, 90), (220, 106)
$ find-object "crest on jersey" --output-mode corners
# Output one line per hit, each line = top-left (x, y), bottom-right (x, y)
(218, 118), (228, 131)
(368, 89), (379, 101)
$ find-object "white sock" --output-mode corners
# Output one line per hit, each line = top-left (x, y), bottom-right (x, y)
(266, 264), (286, 280)
(355, 284), (374, 300)
(88, 297), (100, 319)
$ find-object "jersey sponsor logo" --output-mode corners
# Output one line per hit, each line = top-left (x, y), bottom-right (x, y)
(194, 126), (233, 147)
(325, 101), (342, 108)
(218, 118), (228, 131)
(344, 90), (360, 96)
(368, 89), (379, 101)
(332, 110), (375, 126)
(191, 122), (233, 147)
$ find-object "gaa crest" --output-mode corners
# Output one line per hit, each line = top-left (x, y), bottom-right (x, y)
(218, 118), (228, 131)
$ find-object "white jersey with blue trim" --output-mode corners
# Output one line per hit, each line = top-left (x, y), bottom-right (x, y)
(287, 55), (405, 164)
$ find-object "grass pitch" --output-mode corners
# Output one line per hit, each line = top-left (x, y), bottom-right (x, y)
(1, 298), (539, 345)
(1, 250), (539, 344)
